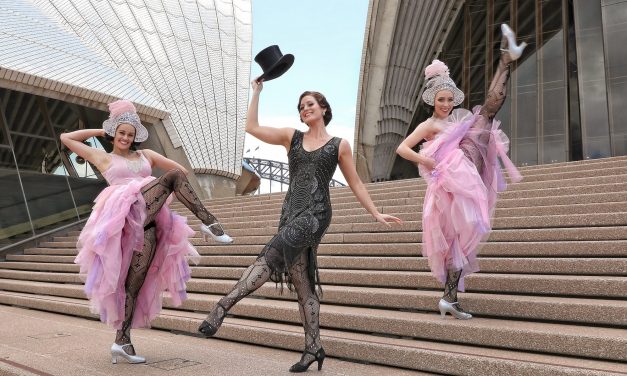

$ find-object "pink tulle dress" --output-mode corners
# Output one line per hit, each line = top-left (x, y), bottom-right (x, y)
(75, 151), (200, 329)
(419, 108), (522, 291)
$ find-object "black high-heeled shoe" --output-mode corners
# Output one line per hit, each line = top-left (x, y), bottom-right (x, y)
(289, 347), (325, 373)
(198, 302), (227, 337)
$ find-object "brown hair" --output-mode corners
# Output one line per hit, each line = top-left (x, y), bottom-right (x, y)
(297, 91), (332, 126)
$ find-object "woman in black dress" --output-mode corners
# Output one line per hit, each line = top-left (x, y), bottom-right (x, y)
(198, 79), (401, 372)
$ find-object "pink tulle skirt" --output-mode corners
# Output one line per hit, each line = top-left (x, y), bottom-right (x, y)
(75, 176), (200, 329)
(419, 108), (521, 291)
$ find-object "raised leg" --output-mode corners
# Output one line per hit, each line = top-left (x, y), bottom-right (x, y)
(198, 246), (278, 337)
(479, 33), (513, 121)
(140, 169), (224, 236)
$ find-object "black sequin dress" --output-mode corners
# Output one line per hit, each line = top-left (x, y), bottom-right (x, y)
(263, 130), (341, 292)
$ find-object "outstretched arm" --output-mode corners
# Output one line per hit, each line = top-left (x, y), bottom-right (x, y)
(338, 139), (402, 227)
(246, 78), (294, 151)
(142, 149), (189, 175)
(396, 120), (436, 169)
(60, 129), (109, 171)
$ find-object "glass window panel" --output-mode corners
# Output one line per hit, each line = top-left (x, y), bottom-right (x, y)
(66, 137), (105, 179)
(493, 0), (511, 26)
(497, 93), (512, 141)
(541, 0), (562, 33)
(45, 100), (109, 220)
(608, 80), (627, 156)
(602, 1), (627, 155)
(515, 38), (538, 166)
(469, 0), (487, 48)
(574, 0), (612, 159)
(11, 133), (79, 233)
(3, 94), (50, 137)
(0, 148), (32, 248)
(540, 2), (567, 164)
(517, 0), (536, 39)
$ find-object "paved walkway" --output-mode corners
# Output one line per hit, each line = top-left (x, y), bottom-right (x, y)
(0, 305), (424, 376)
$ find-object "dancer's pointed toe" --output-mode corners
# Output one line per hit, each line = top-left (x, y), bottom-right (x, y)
(198, 320), (219, 337)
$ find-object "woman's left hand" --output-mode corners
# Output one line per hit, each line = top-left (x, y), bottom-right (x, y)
(373, 213), (403, 227)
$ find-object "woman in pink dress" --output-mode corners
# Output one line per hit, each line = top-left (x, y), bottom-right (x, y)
(60, 100), (232, 364)
(396, 24), (525, 319)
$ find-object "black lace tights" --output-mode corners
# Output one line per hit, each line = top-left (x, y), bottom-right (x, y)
(461, 35), (512, 174)
(443, 268), (462, 303)
(479, 34), (513, 121)
(203, 248), (322, 361)
(290, 251), (322, 366)
(114, 225), (157, 354)
(115, 169), (223, 354)
(141, 169), (223, 235)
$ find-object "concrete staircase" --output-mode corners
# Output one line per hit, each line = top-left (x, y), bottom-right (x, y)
(0, 156), (626, 375)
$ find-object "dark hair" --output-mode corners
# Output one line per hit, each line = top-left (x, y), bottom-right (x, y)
(104, 133), (141, 150)
(297, 91), (332, 126)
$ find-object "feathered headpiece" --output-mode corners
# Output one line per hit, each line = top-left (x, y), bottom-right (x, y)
(421, 59), (464, 106)
(102, 99), (149, 142)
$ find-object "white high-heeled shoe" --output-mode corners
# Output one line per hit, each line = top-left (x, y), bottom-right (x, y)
(438, 298), (472, 320)
(501, 23), (527, 61)
(200, 223), (233, 244)
(111, 343), (146, 364)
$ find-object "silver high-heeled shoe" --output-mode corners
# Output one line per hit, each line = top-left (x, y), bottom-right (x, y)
(501, 23), (527, 61)
(438, 298), (472, 320)
(111, 343), (146, 364)
(200, 223), (233, 244)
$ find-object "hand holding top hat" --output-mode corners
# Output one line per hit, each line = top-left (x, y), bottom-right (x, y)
(254, 45), (294, 82)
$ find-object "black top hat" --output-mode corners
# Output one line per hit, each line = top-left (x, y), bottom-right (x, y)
(254, 45), (294, 81)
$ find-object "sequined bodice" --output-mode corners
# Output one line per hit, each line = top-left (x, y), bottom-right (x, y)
(102, 151), (151, 185)
(279, 130), (341, 228)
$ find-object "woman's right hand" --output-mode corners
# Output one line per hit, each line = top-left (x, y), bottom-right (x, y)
(251, 77), (263, 93)
(419, 156), (437, 170)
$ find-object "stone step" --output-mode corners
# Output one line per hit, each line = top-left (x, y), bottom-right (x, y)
(196, 174), (625, 214)
(193, 157), (627, 206)
(192, 256), (627, 278)
(515, 155), (626, 173)
(0, 261), (78, 273)
(0, 287), (624, 364)
(165, 201), (627, 227)
(4, 155), (627, 374)
(171, 296), (626, 362)
(177, 279), (627, 320)
(29, 240), (627, 259)
(185, 226), (627, 247)
(0, 292), (622, 375)
(63, 225), (627, 242)
(171, 179), (627, 212)
(1, 268), (625, 311)
(172, 175), (627, 211)
(137, 212), (627, 232)
(173, 191), (627, 221)
(180, 212), (627, 231)
(6, 254), (627, 277)
(186, 268), (627, 302)
(0, 279), (627, 328)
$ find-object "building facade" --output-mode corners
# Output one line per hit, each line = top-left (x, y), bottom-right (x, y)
(355, 0), (627, 182)
(0, 0), (251, 249)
